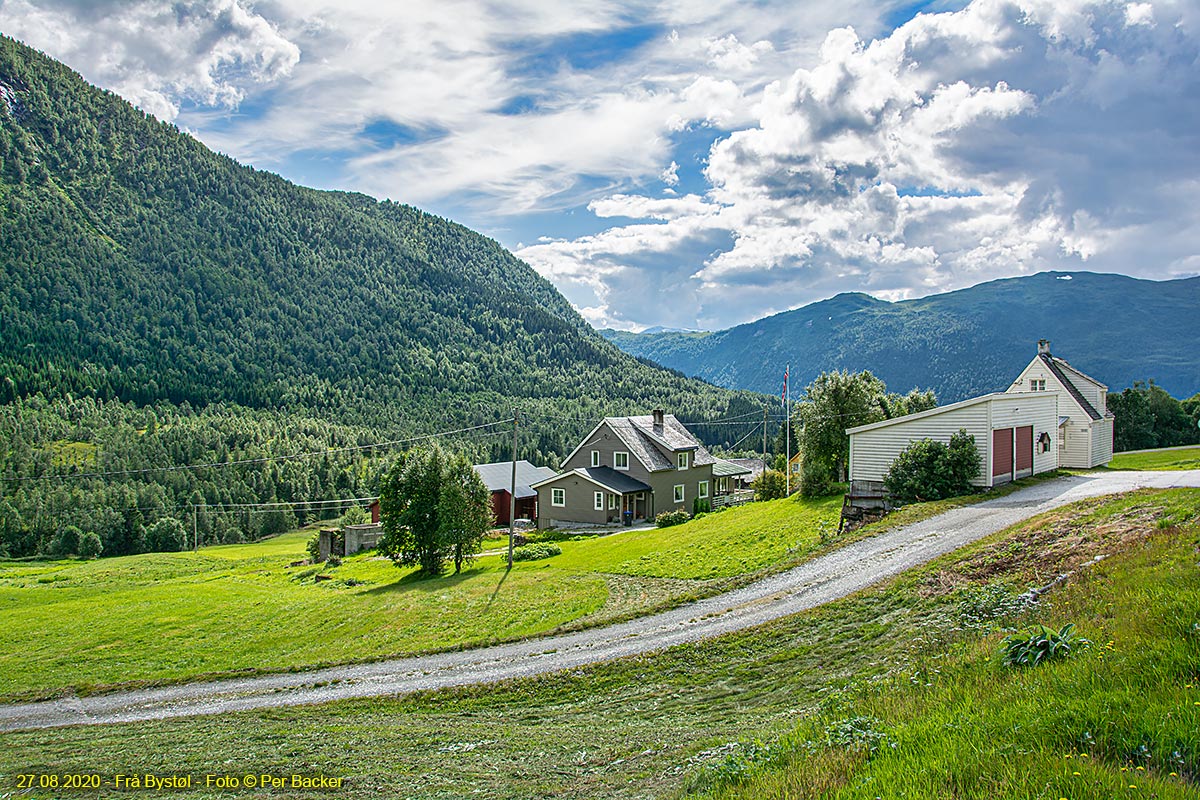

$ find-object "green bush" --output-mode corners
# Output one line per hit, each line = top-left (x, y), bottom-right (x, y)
(655, 509), (691, 528)
(78, 531), (103, 559)
(799, 460), (833, 497)
(1000, 623), (1087, 667)
(883, 429), (981, 504)
(753, 469), (789, 500)
(692, 498), (711, 515)
(50, 525), (81, 557)
(305, 532), (322, 563)
(511, 543), (561, 561)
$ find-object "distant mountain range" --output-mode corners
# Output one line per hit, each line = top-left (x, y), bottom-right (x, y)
(0, 34), (758, 451)
(602, 272), (1200, 402)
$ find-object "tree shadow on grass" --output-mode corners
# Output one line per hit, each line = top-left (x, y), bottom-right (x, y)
(363, 564), (491, 595)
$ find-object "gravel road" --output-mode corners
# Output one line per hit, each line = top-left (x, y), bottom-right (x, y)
(4, 470), (1198, 732)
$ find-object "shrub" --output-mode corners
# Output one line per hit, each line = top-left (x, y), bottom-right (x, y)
(51, 525), (82, 557)
(78, 531), (103, 559)
(799, 460), (833, 497)
(1001, 623), (1088, 667)
(692, 498), (711, 515)
(306, 532), (322, 562)
(511, 543), (561, 561)
(884, 429), (981, 504)
(655, 509), (691, 528)
(145, 517), (186, 552)
(341, 505), (369, 526)
(753, 469), (789, 500)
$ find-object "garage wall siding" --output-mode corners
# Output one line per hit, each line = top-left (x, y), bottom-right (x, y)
(849, 394), (1058, 487)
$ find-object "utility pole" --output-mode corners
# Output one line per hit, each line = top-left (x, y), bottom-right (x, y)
(785, 364), (791, 496)
(507, 409), (518, 570)
(761, 406), (768, 469)
(192, 505), (198, 552)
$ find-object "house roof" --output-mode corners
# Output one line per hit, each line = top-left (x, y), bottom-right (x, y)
(846, 392), (1013, 434)
(474, 461), (556, 495)
(712, 458), (753, 478)
(531, 466), (652, 495)
(727, 457), (767, 480)
(562, 413), (716, 473)
(1039, 354), (1104, 421)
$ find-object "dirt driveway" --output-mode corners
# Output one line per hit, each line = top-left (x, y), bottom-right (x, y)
(3, 469), (1197, 732)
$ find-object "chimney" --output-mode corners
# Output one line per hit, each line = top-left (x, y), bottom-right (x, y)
(1037, 339), (1051, 356)
(652, 409), (664, 433)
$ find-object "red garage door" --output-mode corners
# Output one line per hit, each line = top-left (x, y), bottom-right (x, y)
(1015, 425), (1033, 478)
(992, 428), (1013, 482)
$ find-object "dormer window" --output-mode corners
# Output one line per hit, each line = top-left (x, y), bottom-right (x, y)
(677, 452), (689, 470)
(1030, 379), (1046, 392)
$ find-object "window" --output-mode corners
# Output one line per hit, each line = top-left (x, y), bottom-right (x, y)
(590, 450), (600, 467)
(673, 484), (685, 503)
(613, 451), (629, 470)
(594, 491), (604, 511)
(677, 452), (689, 470)
(1030, 378), (1046, 392)
(698, 480), (709, 499)
(551, 488), (565, 507)
(609, 493), (618, 510)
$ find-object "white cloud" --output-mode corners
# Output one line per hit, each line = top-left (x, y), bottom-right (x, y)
(530, 0), (1200, 329)
(0, 0), (299, 121)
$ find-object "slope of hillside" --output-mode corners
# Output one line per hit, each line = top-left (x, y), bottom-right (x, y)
(0, 35), (756, 437)
(603, 272), (1200, 401)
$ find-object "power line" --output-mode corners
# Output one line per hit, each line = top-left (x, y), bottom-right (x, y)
(3, 419), (514, 484)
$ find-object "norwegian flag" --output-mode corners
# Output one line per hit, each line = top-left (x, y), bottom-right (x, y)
(781, 366), (788, 409)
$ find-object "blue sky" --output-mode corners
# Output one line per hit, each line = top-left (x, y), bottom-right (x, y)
(1, 0), (1197, 331)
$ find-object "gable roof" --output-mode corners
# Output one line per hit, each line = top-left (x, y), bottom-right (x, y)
(561, 413), (716, 473)
(474, 460), (556, 496)
(847, 392), (1012, 434)
(531, 466), (652, 495)
(1039, 354), (1104, 421)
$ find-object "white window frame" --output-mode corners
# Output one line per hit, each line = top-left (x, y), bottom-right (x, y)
(673, 484), (685, 503)
(613, 451), (629, 471)
(677, 451), (689, 470)
(590, 450), (600, 467)
(608, 493), (618, 510)
(594, 491), (604, 511)
(551, 488), (565, 507)
(698, 480), (709, 499)
(1031, 378), (1046, 392)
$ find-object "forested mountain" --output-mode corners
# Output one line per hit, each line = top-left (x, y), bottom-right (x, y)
(0, 35), (763, 557)
(603, 272), (1200, 401)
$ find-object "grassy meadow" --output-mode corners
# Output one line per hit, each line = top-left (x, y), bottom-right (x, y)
(0, 495), (840, 700)
(2, 488), (1197, 799)
(1109, 446), (1200, 471)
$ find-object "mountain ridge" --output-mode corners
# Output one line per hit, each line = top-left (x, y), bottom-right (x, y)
(602, 271), (1200, 401)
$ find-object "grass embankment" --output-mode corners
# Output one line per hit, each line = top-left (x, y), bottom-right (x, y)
(1109, 446), (1200, 471)
(2, 489), (1197, 800)
(0, 496), (839, 700)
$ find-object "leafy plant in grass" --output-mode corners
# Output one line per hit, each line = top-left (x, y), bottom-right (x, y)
(753, 469), (788, 500)
(78, 531), (102, 559)
(1000, 623), (1088, 667)
(884, 429), (981, 504)
(511, 543), (561, 561)
(655, 509), (691, 528)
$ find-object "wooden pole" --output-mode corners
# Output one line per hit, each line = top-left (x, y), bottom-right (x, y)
(507, 410), (518, 570)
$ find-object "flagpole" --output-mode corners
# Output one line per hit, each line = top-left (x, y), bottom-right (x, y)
(785, 364), (790, 495)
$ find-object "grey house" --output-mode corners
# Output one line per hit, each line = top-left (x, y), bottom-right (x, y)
(532, 410), (716, 528)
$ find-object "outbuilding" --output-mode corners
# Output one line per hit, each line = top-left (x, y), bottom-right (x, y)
(847, 392), (1060, 488)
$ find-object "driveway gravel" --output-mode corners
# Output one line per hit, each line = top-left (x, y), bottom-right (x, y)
(3, 470), (1198, 732)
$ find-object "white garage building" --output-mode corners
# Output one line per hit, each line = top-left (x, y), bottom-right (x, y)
(847, 392), (1061, 488)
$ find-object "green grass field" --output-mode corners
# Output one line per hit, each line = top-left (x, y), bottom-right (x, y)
(1109, 446), (1200, 471)
(0, 495), (840, 700)
(3, 489), (1196, 799)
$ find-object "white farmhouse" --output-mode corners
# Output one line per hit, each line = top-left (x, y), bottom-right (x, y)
(1006, 339), (1114, 468)
(845, 340), (1114, 494)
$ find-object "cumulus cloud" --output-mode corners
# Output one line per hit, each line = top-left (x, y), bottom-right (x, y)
(528, 0), (1200, 328)
(0, 0), (299, 121)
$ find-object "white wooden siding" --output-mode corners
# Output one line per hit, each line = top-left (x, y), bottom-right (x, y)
(849, 394), (1058, 486)
(1091, 417), (1114, 466)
